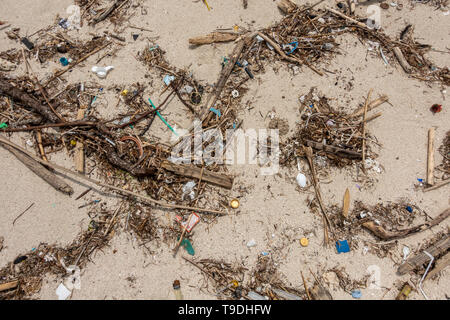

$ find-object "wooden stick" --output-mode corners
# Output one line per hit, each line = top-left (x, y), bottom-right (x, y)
(424, 178), (450, 192)
(189, 32), (239, 45)
(350, 95), (388, 118)
(327, 7), (367, 28)
(425, 251), (450, 280)
(0, 280), (18, 292)
(36, 131), (48, 162)
(427, 128), (435, 186)
(300, 271), (311, 300)
(361, 89), (373, 173)
(0, 142), (73, 195)
(0, 135), (226, 215)
(393, 47), (412, 73)
(75, 106), (87, 173)
(303, 146), (333, 244)
(160, 160), (233, 189)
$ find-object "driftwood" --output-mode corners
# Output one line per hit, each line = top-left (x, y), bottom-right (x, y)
(189, 32), (239, 45)
(427, 128), (435, 186)
(0, 79), (60, 123)
(363, 207), (450, 241)
(161, 160), (233, 189)
(277, 0), (297, 14)
(393, 47), (413, 73)
(0, 135), (226, 215)
(397, 235), (450, 275)
(425, 251), (450, 280)
(305, 140), (362, 160)
(0, 142), (73, 195)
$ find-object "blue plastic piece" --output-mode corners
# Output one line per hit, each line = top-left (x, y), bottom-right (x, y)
(209, 107), (221, 118)
(336, 240), (350, 253)
(406, 206), (413, 213)
(60, 57), (69, 66)
(351, 290), (362, 299)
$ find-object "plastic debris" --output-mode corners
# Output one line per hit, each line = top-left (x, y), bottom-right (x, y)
(173, 280), (183, 300)
(283, 41), (298, 55)
(272, 288), (302, 300)
(209, 107), (221, 117)
(56, 283), (71, 300)
(351, 289), (362, 299)
(247, 291), (267, 300)
(60, 57), (69, 66)
(336, 240), (350, 253)
(261, 251), (269, 256)
(180, 238), (195, 255)
(230, 199), (240, 209)
(231, 89), (239, 98)
(0, 123), (7, 129)
(91, 66), (114, 78)
(58, 18), (70, 29)
(163, 75), (175, 86)
(246, 239), (256, 248)
(430, 104), (442, 114)
(322, 43), (334, 50)
(182, 181), (196, 200)
(21, 37), (34, 50)
(396, 282), (412, 300)
(176, 213), (200, 233)
(406, 206), (413, 213)
(148, 98), (178, 136)
(296, 173), (307, 187)
(402, 246), (410, 261)
(300, 237), (309, 247)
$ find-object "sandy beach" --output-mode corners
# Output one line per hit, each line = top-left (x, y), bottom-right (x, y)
(0, 0), (449, 300)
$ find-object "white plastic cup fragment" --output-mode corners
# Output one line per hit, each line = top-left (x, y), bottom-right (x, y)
(91, 66), (114, 78)
(296, 173), (307, 187)
(56, 283), (71, 300)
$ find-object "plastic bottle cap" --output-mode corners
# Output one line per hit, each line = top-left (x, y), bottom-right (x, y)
(230, 199), (240, 209)
(300, 238), (309, 247)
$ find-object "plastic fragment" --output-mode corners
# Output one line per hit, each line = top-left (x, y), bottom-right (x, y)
(91, 66), (114, 78)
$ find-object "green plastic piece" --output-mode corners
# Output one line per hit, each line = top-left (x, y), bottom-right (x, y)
(178, 237), (195, 256)
(0, 123), (8, 129)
